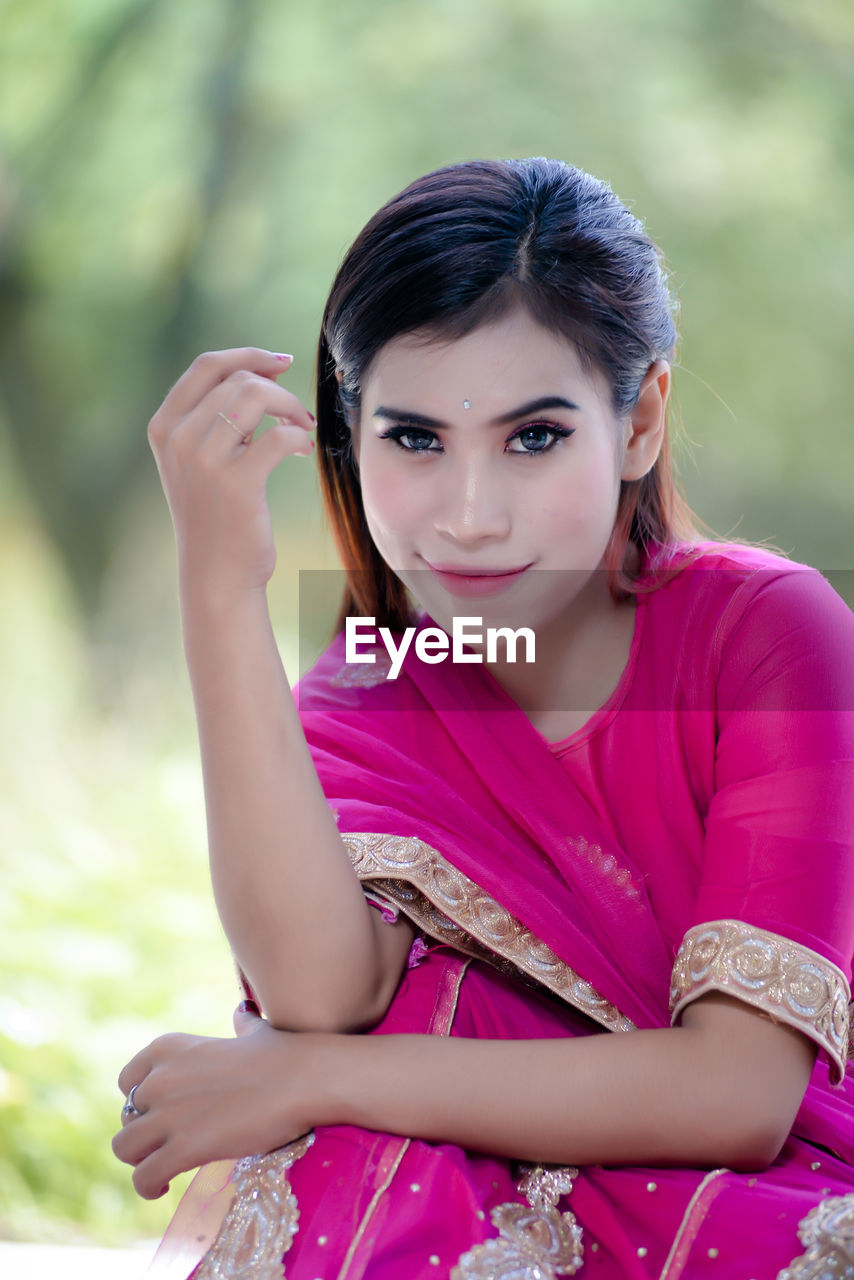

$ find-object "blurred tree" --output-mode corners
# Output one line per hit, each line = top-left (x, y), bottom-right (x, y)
(0, 0), (851, 628)
(0, 0), (269, 612)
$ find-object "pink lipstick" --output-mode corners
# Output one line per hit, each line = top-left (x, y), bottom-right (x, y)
(424, 561), (532, 599)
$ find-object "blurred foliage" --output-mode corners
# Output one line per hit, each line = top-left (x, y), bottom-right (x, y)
(0, 513), (239, 1240)
(0, 0), (852, 1245)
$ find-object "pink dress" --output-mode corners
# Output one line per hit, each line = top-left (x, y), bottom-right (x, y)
(152, 543), (854, 1279)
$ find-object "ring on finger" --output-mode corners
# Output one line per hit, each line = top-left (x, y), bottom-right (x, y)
(121, 1083), (143, 1123)
(217, 410), (251, 445)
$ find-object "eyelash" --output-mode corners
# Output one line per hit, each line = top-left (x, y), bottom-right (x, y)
(378, 421), (574, 456)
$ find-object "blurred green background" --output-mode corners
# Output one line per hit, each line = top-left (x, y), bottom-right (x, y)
(1, 0), (852, 1245)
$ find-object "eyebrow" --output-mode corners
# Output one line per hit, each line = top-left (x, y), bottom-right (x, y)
(372, 396), (581, 429)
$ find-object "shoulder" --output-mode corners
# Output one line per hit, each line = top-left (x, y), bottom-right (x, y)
(645, 541), (853, 711)
(640, 541), (853, 705)
(647, 538), (813, 585)
(646, 539), (849, 628)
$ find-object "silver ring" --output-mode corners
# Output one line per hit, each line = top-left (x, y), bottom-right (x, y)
(121, 1083), (142, 1122)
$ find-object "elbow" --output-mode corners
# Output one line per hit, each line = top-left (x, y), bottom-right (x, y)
(691, 1106), (793, 1173)
(265, 1004), (386, 1035)
(240, 922), (407, 1033)
(715, 1131), (784, 1174)
(726, 1112), (793, 1172)
(673, 997), (815, 1173)
(255, 979), (392, 1035)
(703, 1064), (808, 1172)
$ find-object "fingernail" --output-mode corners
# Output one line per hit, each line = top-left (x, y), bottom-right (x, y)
(307, 411), (316, 424)
(274, 353), (293, 364)
(293, 443), (315, 457)
(238, 998), (260, 1014)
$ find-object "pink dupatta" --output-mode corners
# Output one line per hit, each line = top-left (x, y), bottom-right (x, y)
(295, 620), (673, 1035)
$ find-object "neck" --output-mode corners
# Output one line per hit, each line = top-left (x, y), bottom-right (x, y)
(483, 573), (637, 732)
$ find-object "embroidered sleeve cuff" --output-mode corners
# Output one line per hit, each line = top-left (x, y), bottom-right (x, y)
(670, 919), (852, 1084)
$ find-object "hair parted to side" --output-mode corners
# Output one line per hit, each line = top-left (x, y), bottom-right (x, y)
(315, 157), (699, 635)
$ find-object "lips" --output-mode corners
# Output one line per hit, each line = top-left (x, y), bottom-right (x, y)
(423, 560), (532, 599)
(427, 563), (529, 576)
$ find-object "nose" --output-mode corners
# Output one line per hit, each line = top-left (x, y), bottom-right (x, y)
(432, 458), (511, 545)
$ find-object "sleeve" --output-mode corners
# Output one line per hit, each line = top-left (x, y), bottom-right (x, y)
(669, 566), (854, 1082)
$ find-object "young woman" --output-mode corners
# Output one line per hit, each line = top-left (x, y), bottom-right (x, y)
(113, 158), (854, 1278)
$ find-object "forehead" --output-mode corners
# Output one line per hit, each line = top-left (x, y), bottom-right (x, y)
(360, 308), (611, 412)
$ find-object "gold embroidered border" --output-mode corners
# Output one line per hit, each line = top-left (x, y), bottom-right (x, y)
(335, 1139), (411, 1280)
(670, 920), (851, 1083)
(340, 831), (635, 1036)
(330, 655), (392, 687)
(777, 1193), (854, 1279)
(194, 1133), (315, 1279)
(338, 962), (469, 1277)
(451, 1165), (584, 1279)
(658, 1168), (729, 1280)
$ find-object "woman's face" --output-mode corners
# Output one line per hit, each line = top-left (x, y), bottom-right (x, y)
(353, 307), (664, 635)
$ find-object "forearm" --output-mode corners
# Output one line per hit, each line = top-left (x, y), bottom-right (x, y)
(180, 585), (387, 1029)
(112, 996), (816, 1201)
(308, 998), (815, 1170)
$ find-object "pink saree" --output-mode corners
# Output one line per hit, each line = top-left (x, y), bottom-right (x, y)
(150, 545), (854, 1279)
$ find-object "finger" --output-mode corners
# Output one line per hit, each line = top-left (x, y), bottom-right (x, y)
(233, 1002), (263, 1036)
(120, 1103), (139, 1129)
(209, 375), (315, 438)
(135, 1154), (173, 1200)
(179, 376), (315, 462)
(132, 1135), (197, 1201)
(154, 348), (293, 429)
(118, 1053), (152, 1098)
(112, 1112), (164, 1167)
(239, 423), (315, 483)
(117, 1032), (185, 1096)
(118, 1080), (151, 1133)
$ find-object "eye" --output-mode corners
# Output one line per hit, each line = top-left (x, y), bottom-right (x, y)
(377, 420), (574, 456)
(378, 426), (441, 453)
(506, 421), (574, 455)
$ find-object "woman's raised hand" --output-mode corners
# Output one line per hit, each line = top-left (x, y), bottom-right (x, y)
(147, 348), (316, 599)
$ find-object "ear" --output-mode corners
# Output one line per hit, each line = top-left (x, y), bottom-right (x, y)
(621, 361), (670, 482)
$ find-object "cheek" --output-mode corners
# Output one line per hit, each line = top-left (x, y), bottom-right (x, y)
(530, 470), (615, 523)
(359, 466), (417, 548)
(527, 474), (622, 546)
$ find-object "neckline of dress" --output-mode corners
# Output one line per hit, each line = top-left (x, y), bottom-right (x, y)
(543, 592), (648, 756)
(413, 590), (649, 756)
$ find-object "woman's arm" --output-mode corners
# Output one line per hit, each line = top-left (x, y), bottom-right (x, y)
(321, 993), (816, 1168)
(180, 587), (415, 1029)
(114, 990), (816, 1199)
(148, 347), (414, 1030)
